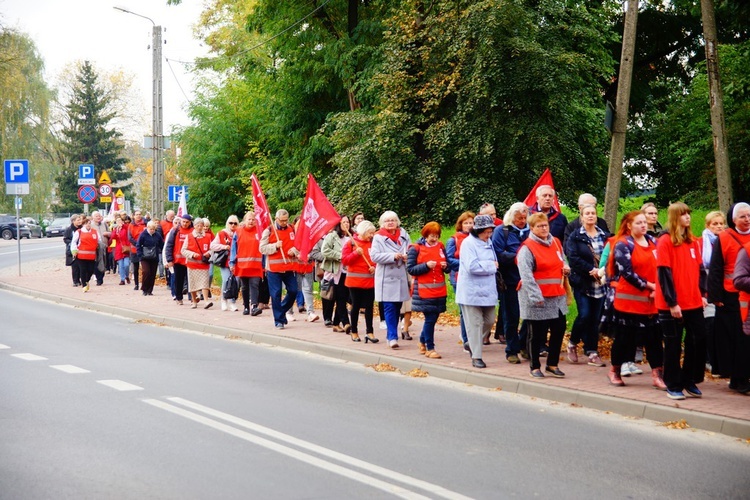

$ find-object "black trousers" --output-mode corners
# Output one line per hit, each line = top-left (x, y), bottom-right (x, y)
(240, 277), (261, 309)
(141, 260), (158, 294)
(611, 317), (663, 369)
(659, 308), (706, 392)
(349, 287), (374, 334)
(526, 313), (566, 371)
(173, 264), (188, 301)
(333, 274), (350, 327)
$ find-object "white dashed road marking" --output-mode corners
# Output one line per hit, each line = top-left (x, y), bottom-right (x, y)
(0, 344), (10, 349)
(50, 364), (91, 374)
(97, 380), (143, 391)
(12, 353), (48, 361)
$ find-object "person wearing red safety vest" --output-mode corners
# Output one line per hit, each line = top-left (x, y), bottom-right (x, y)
(128, 209), (147, 291)
(292, 216), (319, 323)
(516, 212), (569, 379)
(710, 202), (750, 394)
(606, 211), (665, 389)
(656, 202), (707, 400)
(446, 211), (475, 348)
(211, 215), (240, 312)
(71, 217), (100, 292)
(259, 209), (300, 329)
(407, 222), (449, 358)
(342, 220), (378, 343)
(733, 241), (750, 341)
(165, 216), (194, 305)
(181, 218), (214, 310)
(230, 211), (265, 316)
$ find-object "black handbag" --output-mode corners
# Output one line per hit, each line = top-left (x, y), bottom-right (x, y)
(209, 249), (229, 267)
(142, 246), (159, 261)
(320, 278), (335, 300)
(223, 275), (239, 300)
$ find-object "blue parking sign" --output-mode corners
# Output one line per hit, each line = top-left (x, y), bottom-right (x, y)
(4, 159), (29, 183)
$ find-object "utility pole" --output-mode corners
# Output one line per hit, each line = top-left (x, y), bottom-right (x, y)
(603, 0), (639, 231)
(701, 0), (733, 213)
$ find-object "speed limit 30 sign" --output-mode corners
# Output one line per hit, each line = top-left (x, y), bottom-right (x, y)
(99, 184), (112, 197)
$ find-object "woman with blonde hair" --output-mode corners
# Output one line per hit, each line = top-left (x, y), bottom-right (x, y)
(181, 218), (214, 309)
(211, 215), (240, 311)
(655, 202), (707, 399)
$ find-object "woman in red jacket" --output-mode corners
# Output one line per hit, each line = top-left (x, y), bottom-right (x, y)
(342, 220), (378, 343)
(181, 218), (214, 309)
(655, 202), (707, 400)
(607, 211), (665, 389)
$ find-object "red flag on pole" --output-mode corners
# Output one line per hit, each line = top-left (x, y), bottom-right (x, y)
(295, 174), (341, 261)
(251, 174), (272, 239)
(524, 168), (561, 212)
(176, 187), (188, 218)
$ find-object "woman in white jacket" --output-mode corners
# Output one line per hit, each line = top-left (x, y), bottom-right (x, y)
(456, 215), (499, 368)
(370, 211), (411, 348)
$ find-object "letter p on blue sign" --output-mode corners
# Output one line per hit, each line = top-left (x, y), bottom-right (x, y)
(4, 159), (29, 183)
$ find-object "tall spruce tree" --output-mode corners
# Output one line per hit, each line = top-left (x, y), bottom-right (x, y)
(53, 61), (129, 213)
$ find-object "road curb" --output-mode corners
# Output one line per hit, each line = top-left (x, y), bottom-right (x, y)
(2, 280), (748, 439)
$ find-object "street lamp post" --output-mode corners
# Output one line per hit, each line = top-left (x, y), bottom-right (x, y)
(113, 6), (164, 218)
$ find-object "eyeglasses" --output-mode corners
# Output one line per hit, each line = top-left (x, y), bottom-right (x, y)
(229, 222), (238, 225)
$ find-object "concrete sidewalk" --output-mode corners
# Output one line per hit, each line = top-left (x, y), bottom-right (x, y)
(2, 259), (749, 439)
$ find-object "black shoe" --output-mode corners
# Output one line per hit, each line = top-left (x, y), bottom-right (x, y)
(729, 380), (750, 394)
(463, 342), (472, 356)
(134, 285), (139, 291)
(207, 290), (212, 299)
(73, 283), (80, 287)
(545, 366), (565, 378)
(96, 281), (103, 286)
(243, 308), (250, 316)
(298, 306), (306, 313)
(324, 319), (333, 327)
(251, 307), (262, 316)
(472, 358), (486, 369)
(365, 333), (379, 344)
(401, 330), (413, 341)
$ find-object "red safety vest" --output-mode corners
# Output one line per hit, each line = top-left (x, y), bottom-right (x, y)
(129, 220), (146, 246)
(719, 229), (750, 293)
(266, 226), (297, 273)
(613, 237), (657, 315)
(185, 233), (212, 270)
(411, 242), (447, 299)
(76, 229), (99, 261)
(519, 237), (566, 297)
(344, 237), (375, 289)
(235, 227), (263, 278)
(740, 242), (750, 322)
(172, 227), (193, 265)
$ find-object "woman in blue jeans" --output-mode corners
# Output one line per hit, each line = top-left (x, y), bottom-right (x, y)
(565, 204), (610, 367)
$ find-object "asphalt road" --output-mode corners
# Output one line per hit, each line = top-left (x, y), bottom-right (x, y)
(1, 240), (749, 499)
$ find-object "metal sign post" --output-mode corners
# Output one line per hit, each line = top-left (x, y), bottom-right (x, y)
(15, 196), (22, 276)
(4, 159), (29, 277)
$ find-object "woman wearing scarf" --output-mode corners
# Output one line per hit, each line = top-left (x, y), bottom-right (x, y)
(370, 211), (411, 348)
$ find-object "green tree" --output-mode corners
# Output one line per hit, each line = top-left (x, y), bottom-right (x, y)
(53, 61), (129, 213)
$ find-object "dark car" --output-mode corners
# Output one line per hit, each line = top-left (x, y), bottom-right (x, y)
(22, 217), (44, 238)
(45, 217), (71, 237)
(0, 215), (31, 240)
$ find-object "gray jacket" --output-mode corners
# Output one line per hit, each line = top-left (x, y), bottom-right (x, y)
(370, 229), (411, 302)
(517, 233), (568, 321)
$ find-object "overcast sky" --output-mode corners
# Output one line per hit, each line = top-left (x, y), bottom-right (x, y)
(0, 0), (208, 140)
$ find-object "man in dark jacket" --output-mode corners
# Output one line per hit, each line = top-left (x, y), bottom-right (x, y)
(529, 185), (568, 241)
(63, 214), (83, 286)
(563, 193), (610, 245)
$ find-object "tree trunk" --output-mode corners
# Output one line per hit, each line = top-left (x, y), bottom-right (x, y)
(701, 0), (733, 213)
(604, 0), (639, 231)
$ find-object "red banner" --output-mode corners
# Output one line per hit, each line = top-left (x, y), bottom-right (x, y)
(251, 174), (272, 239)
(524, 168), (560, 212)
(294, 174), (341, 261)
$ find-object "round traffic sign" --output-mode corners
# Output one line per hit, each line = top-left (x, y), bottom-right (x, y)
(99, 183), (112, 196)
(78, 185), (97, 204)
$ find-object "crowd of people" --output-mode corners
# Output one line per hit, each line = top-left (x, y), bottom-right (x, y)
(60, 191), (750, 400)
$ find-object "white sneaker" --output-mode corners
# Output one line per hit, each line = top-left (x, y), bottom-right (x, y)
(307, 312), (319, 322)
(629, 362), (644, 375)
(229, 301), (239, 312)
(221, 299), (228, 311)
(379, 320), (386, 330)
(286, 311), (296, 321)
(621, 363), (632, 377)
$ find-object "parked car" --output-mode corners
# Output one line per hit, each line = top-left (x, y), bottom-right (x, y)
(21, 217), (44, 238)
(45, 217), (71, 237)
(0, 215), (31, 240)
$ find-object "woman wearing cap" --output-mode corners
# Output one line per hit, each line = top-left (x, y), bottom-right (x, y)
(370, 211), (411, 348)
(136, 220), (164, 296)
(456, 214), (498, 368)
(211, 215), (240, 311)
(517, 212), (569, 378)
(181, 217), (214, 309)
(407, 222), (449, 358)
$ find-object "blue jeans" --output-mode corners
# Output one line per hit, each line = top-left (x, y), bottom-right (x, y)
(118, 257), (130, 282)
(570, 289), (605, 354)
(382, 302), (402, 341)
(266, 271), (298, 326)
(419, 311), (440, 350)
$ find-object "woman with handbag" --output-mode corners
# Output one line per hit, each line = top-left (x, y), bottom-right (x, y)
(136, 220), (164, 296)
(181, 218), (214, 309)
(565, 203), (611, 367)
(211, 215), (240, 311)
(321, 216), (352, 333)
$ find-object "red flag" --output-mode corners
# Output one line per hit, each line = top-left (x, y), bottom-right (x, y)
(295, 174), (341, 261)
(176, 187), (188, 218)
(251, 174), (272, 239)
(524, 168), (561, 212)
